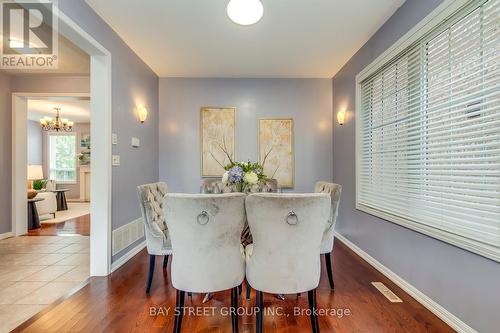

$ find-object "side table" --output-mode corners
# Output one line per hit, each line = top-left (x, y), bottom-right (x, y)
(52, 189), (69, 211)
(28, 198), (44, 230)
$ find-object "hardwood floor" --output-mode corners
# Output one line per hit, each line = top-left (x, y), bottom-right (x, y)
(27, 214), (90, 236)
(13, 240), (453, 333)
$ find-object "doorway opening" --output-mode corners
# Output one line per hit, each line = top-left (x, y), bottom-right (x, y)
(10, 9), (112, 277)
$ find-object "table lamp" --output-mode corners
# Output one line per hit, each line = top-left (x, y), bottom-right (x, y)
(27, 165), (44, 199)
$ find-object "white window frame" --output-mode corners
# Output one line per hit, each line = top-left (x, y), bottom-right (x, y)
(47, 132), (78, 185)
(355, 0), (500, 262)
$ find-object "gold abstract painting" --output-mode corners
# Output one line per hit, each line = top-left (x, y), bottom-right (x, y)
(258, 118), (294, 187)
(200, 107), (236, 177)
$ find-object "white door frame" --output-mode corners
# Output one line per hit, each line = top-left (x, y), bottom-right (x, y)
(11, 5), (112, 276)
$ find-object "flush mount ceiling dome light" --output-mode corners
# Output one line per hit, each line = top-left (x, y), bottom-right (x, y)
(227, 0), (264, 26)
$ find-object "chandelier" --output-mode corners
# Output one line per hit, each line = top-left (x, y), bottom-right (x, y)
(39, 107), (74, 132)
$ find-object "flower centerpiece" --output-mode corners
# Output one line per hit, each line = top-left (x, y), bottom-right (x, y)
(222, 161), (266, 192)
(213, 142), (272, 193)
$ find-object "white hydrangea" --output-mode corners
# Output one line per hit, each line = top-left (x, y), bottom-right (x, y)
(222, 171), (229, 184)
(243, 171), (259, 185)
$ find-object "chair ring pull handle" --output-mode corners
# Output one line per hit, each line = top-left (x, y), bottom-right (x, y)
(197, 211), (209, 225)
(286, 211), (298, 225)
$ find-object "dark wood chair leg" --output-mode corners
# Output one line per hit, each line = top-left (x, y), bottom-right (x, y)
(146, 255), (155, 294)
(256, 290), (263, 333)
(307, 289), (319, 333)
(231, 287), (239, 333)
(163, 255), (169, 269)
(324, 252), (334, 290)
(238, 283), (242, 296)
(173, 290), (185, 333)
(246, 282), (251, 300)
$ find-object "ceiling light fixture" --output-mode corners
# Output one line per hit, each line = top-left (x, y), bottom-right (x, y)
(227, 0), (264, 26)
(40, 107), (74, 132)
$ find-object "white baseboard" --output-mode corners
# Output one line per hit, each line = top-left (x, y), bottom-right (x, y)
(0, 232), (13, 240)
(335, 232), (477, 333)
(110, 239), (146, 273)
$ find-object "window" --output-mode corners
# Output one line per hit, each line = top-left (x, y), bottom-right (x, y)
(357, 0), (500, 261)
(49, 134), (77, 183)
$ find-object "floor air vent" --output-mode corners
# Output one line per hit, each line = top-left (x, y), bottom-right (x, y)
(371, 282), (403, 303)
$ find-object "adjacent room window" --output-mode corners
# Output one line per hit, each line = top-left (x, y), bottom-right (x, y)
(357, 0), (500, 261)
(49, 134), (77, 183)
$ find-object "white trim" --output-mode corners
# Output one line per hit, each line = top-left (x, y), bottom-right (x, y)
(12, 95), (28, 237)
(54, 5), (113, 277)
(0, 232), (13, 240)
(110, 240), (146, 273)
(354, 0), (499, 262)
(335, 232), (478, 333)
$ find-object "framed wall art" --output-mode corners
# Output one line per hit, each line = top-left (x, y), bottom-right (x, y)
(200, 107), (236, 177)
(258, 118), (294, 187)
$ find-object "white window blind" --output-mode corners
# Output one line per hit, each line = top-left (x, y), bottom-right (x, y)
(358, 0), (500, 261)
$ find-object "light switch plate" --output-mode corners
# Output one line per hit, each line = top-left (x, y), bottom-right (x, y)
(112, 155), (120, 166)
(131, 137), (140, 147)
(112, 133), (118, 145)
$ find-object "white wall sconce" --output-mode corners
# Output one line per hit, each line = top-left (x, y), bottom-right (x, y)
(337, 110), (345, 126)
(137, 106), (148, 123)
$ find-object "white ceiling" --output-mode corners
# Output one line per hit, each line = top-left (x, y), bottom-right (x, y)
(28, 99), (90, 123)
(86, 0), (405, 78)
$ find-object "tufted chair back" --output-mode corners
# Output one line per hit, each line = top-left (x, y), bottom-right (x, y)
(263, 178), (278, 192)
(314, 181), (342, 254)
(245, 193), (330, 294)
(165, 193), (246, 293)
(201, 178), (223, 193)
(137, 182), (171, 255)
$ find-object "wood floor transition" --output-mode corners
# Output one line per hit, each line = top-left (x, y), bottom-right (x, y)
(27, 214), (90, 237)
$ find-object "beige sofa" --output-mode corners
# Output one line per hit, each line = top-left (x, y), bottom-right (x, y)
(35, 191), (57, 219)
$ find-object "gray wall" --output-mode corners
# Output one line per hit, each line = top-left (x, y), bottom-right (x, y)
(0, 71), (12, 234)
(10, 75), (90, 93)
(27, 120), (42, 165)
(159, 78), (332, 193)
(332, 0), (500, 332)
(58, 0), (159, 260)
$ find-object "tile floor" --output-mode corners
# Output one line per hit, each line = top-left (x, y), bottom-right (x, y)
(0, 235), (89, 333)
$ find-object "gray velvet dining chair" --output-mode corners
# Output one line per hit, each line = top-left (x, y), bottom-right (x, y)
(136, 182), (172, 294)
(314, 181), (342, 290)
(165, 193), (247, 333)
(245, 193), (331, 333)
(201, 177), (223, 193)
